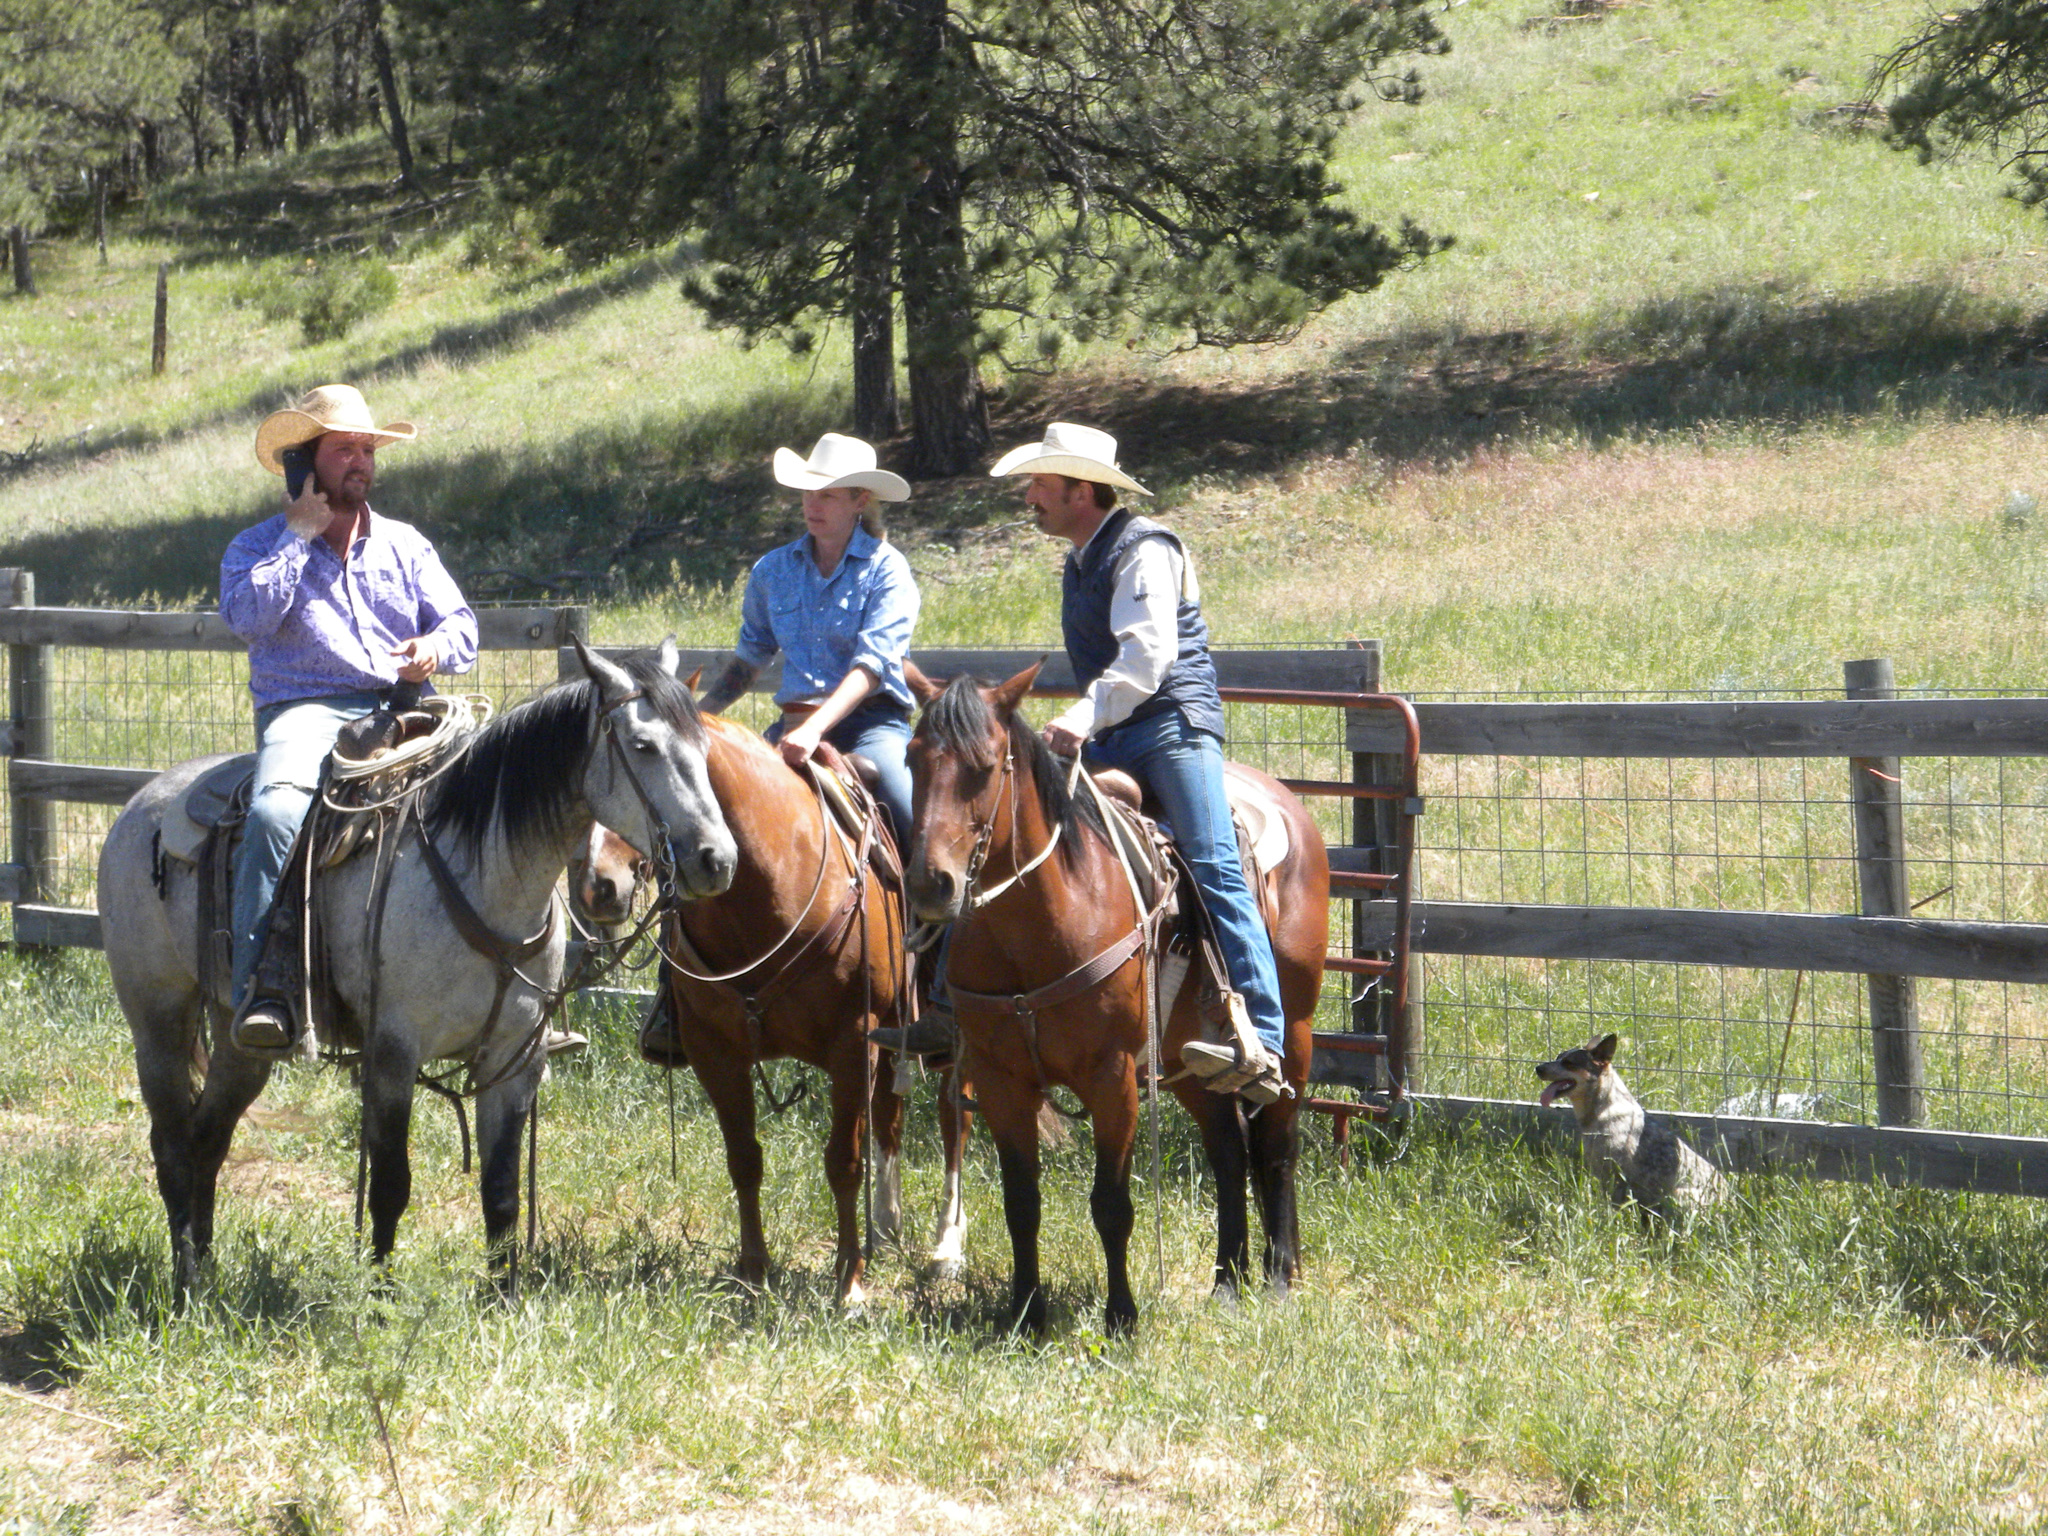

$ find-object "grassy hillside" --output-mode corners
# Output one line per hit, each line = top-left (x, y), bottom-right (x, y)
(7, 0), (2048, 689)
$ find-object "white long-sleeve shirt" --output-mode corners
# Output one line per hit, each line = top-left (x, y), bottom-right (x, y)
(1050, 524), (1199, 741)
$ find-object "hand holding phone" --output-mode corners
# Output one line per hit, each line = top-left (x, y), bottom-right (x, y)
(280, 443), (333, 541)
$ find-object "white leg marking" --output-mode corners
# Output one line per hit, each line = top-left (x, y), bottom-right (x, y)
(873, 1150), (903, 1243)
(930, 1162), (967, 1265)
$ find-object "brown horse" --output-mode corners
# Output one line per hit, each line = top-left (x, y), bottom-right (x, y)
(568, 822), (651, 937)
(904, 664), (1329, 1335)
(651, 715), (909, 1304)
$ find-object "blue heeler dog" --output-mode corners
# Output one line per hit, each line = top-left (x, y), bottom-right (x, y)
(1534, 1033), (1730, 1222)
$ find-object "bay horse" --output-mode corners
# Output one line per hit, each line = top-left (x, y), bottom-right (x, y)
(650, 716), (910, 1305)
(101, 640), (737, 1296)
(903, 664), (1329, 1335)
(569, 822), (652, 937)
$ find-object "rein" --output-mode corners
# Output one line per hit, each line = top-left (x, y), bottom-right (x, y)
(656, 755), (875, 1103)
(947, 741), (1178, 1087)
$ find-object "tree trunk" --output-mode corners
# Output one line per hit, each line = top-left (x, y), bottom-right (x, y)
(291, 68), (315, 151)
(368, 0), (417, 189)
(93, 170), (108, 265)
(851, 223), (899, 442)
(895, 0), (986, 478)
(10, 228), (35, 296)
(140, 119), (161, 182)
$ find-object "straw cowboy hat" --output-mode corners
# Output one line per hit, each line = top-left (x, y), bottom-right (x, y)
(771, 433), (911, 501)
(254, 384), (417, 474)
(988, 421), (1152, 497)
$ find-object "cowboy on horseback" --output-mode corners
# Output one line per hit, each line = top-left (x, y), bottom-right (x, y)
(988, 422), (1289, 1106)
(694, 433), (921, 842)
(221, 384), (479, 1058)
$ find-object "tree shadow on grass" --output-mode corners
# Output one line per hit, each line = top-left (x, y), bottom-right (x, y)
(2, 253), (680, 494)
(23, 277), (2048, 607)
(1007, 278), (2048, 492)
(0, 379), (847, 606)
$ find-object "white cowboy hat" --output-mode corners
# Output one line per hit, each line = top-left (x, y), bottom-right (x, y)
(254, 384), (417, 474)
(771, 433), (911, 502)
(988, 421), (1152, 497)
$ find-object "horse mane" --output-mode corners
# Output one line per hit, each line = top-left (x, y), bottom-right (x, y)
(424, 653), (709, 862)
(920, 674), (1110, 866)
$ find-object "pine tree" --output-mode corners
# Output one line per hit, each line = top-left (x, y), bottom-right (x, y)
(1880, 0), (2048, 210)
(409, 0), (1451, 476)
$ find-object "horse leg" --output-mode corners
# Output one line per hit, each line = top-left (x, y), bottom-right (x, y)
(474, 1073), (539, 1291)
(1183, 1087), (1253, 1300)
(868, 1057), (906, 1255)
(1249, 1104), (1304, 1294)
(978, 1072), (1047, 1336)
(133, 992), (266, 1297)
(360, 1035), (421, 1268)
(929, 1065), (974, 1279)
(1082, 1060), (1142, 1337)
(691, 1047), (771, 1288)
(822, 1047), (872, 1305)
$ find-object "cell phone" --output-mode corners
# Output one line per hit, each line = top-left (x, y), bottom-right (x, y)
(280, 443), (315, 500)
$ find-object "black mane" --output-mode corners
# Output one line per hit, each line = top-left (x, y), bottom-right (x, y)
(918, 674), (1109, 864)
(424, 653), (707, 862)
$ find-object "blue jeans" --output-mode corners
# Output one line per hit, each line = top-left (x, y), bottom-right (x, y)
(1085, 710), (1287, 1056)
(770, 700), (914, 850)
(230, 692), (381, 1006)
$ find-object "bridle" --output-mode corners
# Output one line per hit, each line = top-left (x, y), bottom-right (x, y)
(948, 735), (1070, 912)
(588, 685), (701, 913)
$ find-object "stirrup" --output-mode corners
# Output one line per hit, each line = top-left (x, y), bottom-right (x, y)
(1178, 1039), (1288, 1107)
(870, 1010), (956, 1059)
(230, 996), (300, 1060)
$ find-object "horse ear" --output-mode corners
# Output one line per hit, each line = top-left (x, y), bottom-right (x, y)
(905, 659), (943, 704)
(574, 634), (637, 705)
(684, 666), (704, 692)
(657, 635), (681, 677)
(991, 659), (1044, 718)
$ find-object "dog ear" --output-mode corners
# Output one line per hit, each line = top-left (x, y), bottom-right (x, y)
(1590, 1033), (1618, 1066)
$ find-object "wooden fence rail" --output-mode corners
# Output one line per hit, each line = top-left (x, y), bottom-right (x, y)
(8, 581), (2048, 1195)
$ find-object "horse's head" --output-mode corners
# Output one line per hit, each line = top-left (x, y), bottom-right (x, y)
(904, 661), (1040, 924)
(575, 636), (739, 901)
(568, 821), (650, 937)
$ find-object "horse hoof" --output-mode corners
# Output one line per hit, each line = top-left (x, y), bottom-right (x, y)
(1208, 1284), (1242, 1314)
(929, 1258), (964, 1284)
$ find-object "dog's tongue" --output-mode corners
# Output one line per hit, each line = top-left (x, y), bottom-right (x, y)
(1538, 1081), (1567, 1108)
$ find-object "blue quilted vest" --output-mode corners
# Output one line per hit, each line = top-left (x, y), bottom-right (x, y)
(1061, 511), (1227, 742)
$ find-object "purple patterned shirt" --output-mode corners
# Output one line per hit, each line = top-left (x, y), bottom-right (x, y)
(220, 509), (478, 709)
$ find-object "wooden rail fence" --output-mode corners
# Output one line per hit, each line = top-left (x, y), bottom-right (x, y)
(7, 571), (2048, 1197)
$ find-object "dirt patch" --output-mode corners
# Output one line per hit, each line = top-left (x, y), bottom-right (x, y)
(1395, 1468), (1579, 1534)
(1, 1386), (220, 1535)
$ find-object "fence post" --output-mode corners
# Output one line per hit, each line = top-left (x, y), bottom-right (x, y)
(1352, 638), (1420, 1093)
(2, 570), (55, 924)
(151, 263), (168, 377)
(1845, 657), (1925, 1127)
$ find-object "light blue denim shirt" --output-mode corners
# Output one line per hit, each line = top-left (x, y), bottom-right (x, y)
(221, 509), (479, 708)
(735, 527), (920, 711)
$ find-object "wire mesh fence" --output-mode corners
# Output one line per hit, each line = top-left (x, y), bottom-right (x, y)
(9, 629), (2048, 1145)
(1407, 687), (2048, 1141)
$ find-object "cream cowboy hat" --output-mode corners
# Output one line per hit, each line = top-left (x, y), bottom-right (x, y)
(771, 433), (911, 501)
(254, 384), (417, 474)
(988, 421), (1152, 497)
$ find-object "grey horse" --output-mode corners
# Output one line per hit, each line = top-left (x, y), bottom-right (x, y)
(101, 640), (737, 1296)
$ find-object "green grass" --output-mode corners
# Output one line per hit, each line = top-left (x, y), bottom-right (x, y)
(6, 949), (2048, 1532)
